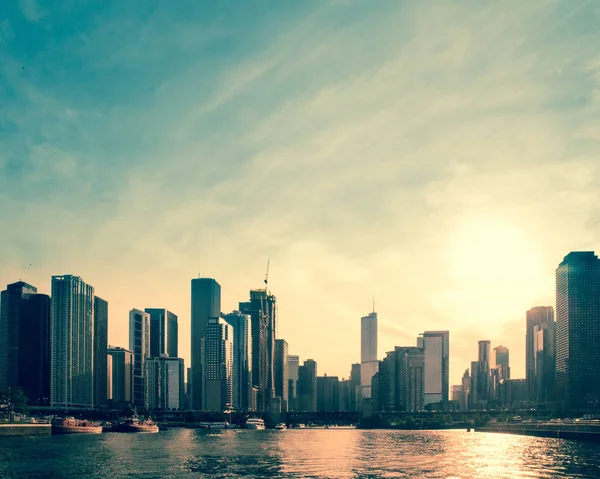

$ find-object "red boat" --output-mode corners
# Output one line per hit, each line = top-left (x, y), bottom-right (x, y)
(52, 417), (102, 434)
(115, 415), (159, 433)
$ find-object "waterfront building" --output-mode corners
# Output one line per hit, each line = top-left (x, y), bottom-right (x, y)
(461, 369), (471, 410)
(490, 345), (510, 402)
(451, 385), (464, 409)
(50, 275), (95, 408)
(274, 339), (289, 411)
(339, 378), (350, 411)
(93, 297), (108, 407)
(471, 340), (491, 408)
(317, 375), (340, 412)
(18, 292), (51, 405)
(556, 251), (600, 409)
(186, 367), (192, 410)
(145, 356), (185, 411)
(203, 317), (233, 412)
(526, 306), (554, 401)
(107, 354), (113, 401)
(534, 321), (556, 404)
(129, 308), (150, 408)
(469, 361), (479, 409)
(361, 312), (378, 401)
(417, 331), (450, 405)
(145, 308), (178, 358)
(298, 359), (317, 412)
(223, 311), (253, 411)
(349, 363), (361, 411)
(287, 355), (299, 411)
(239, 288), (276, 412)
(107, 346), (133, 404)
(0, 281), (38, 391)
(498, 378), (527, 406)
(191, 278), (221, 410)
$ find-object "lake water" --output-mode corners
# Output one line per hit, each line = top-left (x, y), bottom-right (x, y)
(1, 428), (600, 478)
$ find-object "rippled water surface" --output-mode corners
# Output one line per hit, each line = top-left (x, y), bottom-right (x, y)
(1, 429), (600, 478)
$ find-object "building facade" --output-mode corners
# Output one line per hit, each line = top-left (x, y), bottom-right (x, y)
(145, 308), (178, 358)
(145, 356), (185, 411)
(191, 278), (221, 410)
(361, 312), (378, 401)
(417, 331), (449, 405)
(298, 359), (317, 412)
(94, 296), (108, 407)
(129, 308), (150, 408)
(223, 310), (252, 411)
(50, 275), (95, 407)
(203, 317), (234, 412)
(107, 346), (133, 404)
(274, 339), (289, 412)
(534, 321), (556, 404)
(526, 306), (554, 401)
(556, 252), (600, 409)
(287, 354), (299, 411)
(317, 375), (340, 412)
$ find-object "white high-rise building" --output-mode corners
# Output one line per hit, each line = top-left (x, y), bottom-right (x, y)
(360, 311), (378, 400)
(145, 356), (185, 411)
(50, 275), (95, 407)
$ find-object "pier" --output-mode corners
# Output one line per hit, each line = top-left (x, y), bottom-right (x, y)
(476, 420), (600, 442)
(0, 423), (52, 436)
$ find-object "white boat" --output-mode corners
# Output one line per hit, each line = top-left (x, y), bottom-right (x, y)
(274, 423), (287, 430)
(246, 418), (265, 430)
(197, 422), (229, 429)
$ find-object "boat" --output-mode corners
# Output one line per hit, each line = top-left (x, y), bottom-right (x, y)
(197, 421), (229, 429)
(297, 423), (306, 429)
(52, 417), (102, 434)
(115, 415), (159, 433)
(246, 418), (266, 430)
(274, 423), (287, 430)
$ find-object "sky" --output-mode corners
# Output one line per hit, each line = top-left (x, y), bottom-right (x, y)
(1, 0), (600, 388)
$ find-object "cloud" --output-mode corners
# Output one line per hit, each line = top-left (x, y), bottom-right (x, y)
(19, 0), (43, 23)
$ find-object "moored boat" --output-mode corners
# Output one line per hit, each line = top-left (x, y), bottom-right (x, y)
(246, 418), (266, 430)
(115, 415), (159, 433)
(274, 423), (287, 430)
(52, 417), (102, 434)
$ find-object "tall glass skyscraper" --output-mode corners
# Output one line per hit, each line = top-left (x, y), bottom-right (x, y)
(203, 317), (233, 412)
(556, 251), (600, 409)
(191, 278), (221, 410)
(93, 297), (108, 407)
(417, 330), (450, 405)
(129, 308), (150, 408)
(360, 312), (378, 401)
(145, 356), (185, 411)
(223, 310), (252, 411)
(50, 275), (95, 407)
(145, 308), (178, 358)
(526, 306), (554, 401)
(274, 339), (289, 411)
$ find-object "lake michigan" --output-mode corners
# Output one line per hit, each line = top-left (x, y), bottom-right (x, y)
(1, 429), (600, 478)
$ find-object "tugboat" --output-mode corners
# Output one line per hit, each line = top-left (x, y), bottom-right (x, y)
(52, 417), (102, 434)
(115, 415), (159, 433)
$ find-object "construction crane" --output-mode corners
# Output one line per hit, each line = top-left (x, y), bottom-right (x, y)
(264, 259), (270, 293)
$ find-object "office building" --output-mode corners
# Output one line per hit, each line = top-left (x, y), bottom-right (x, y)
(107, 354), (113, 401)
(191, 278), (221, 410)
(498, 378), (527, 406)
(203, 317), (233, 411)
(461, 369), (471, 410)
(534, 321), (556, 404)
(0, 281), (38, 390)
(417, 331), (449, 405)
(298, 359), (317, 412)
(471, 340), (490, 408)
(129, 308), (150, 408)
(50, 275), (95, 408)
(526, 306), (554, 401)
(451, 385), (464, 408)
(94, 297), (108, 407)
(145, 356), (185, 411)
(223, 310), (252, 411)
(107, 346), (133, 404)
(239, 288), (276, 412)
(274, 339), (289, 411)
(490, 345), (510, 401)
(381, 346), (425, 412)
(556, 252), (600, 409)
(317, 375), (340, 412)
(145, 308), (178, 358)
(18, 293), (51, 405)
(349, 363), (361, 411)
(361, 312), (378, 401)
(287, 354), (299, 411)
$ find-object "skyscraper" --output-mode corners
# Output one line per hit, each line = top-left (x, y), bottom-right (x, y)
(240, 288), (276, 412)
(129, 308), (150, 408)
(94, 297), (108, 407)
(417, 331), (449, 405)
(0, 281), (38, 390)
(474, 340), (491, 407)
(107, 346), (133, 404)
(534, 321), (556, 404)
(556, 251), (600, 409)
(223, 310), (252, 411)
(526, 306), (554, 401)
(203, 317), (234, 411)
(18, 293), (50, 405)
(461, 368), (471, 410)
(298, 359), (317, 412)
(361, 311), (378, 401)
(145, 308), (178, 358)
(287, 355), (299, 411)
(349, 363), (361, 411)
(274, 339), (289, 411)
(317, 375), (340, 412)
(145, 356), (185, 411)
(377, 347), (425, 412)
(191, 278), (221, 410)
(50, 275), (95, 407)
(490, 345), (510, 401)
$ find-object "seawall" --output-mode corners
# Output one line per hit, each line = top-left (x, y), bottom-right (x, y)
(476, 423), (600, 442)
(0, 423), (52, 436)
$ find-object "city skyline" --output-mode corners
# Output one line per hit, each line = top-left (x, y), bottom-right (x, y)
(3, 1), (600, 389)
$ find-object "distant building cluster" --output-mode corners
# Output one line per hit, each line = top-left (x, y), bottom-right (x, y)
(1, 250), (599, 415)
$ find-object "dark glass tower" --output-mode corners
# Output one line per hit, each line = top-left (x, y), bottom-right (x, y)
(94, 297), (108, 407)
(191, 278), (221, 410)
(145, 308), (178, 358)
(526, 306), (554, 401)
(556, 252), (600, 410)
